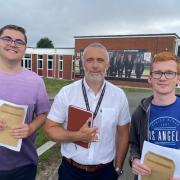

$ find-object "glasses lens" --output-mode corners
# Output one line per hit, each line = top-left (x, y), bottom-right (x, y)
(15, 39), (26, 46)
(0, 36), (26, 47)
(165, 72), (176, 79)
(151, 71), (177, 79)
(151, 72), (162, 79)
(0, 36), (12, 43)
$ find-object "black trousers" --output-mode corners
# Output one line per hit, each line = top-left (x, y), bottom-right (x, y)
(58, 158), (118, 180)
(0, 164), (37, 180)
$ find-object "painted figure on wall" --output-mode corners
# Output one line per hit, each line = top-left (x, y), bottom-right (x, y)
(116, 53), (125, 78)
(124, 53), (134, 78)
(134, 53), (144, 78)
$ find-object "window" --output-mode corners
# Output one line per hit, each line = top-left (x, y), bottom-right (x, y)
(60, 55), (63, 60)
(59, 55), (63, 71)
(59, 61), (63, 70)
(38, 55), (43, 59)
(178, 46), (180, 57)
(22, 54), (32, 70)
(38, 55), (43, 69)
(48, 55), (53, 60)
(48, 61), (53, 70)
(38, 60), (43, 69)
(48, 55), (53, 70)
(72, 59), (75, 70)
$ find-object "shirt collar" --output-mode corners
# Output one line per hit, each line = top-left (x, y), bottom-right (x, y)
(83, 77), (106, 94)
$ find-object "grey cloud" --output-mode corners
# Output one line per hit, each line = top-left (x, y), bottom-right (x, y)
(1, 0), (180, 47)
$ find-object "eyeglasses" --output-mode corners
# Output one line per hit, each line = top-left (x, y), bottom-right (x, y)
(150, 71), (178, 79)
(0, 36), (26, 48)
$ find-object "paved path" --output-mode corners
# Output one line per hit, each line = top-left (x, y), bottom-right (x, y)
(120, 91), (151, 180)
(38, 91), (152, 180)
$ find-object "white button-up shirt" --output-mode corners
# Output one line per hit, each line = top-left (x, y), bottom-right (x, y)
(48, 79), (130, 165)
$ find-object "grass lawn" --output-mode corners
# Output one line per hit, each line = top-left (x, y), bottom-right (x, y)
(36, 126), (48, 148)
(44, 78), (73, 94)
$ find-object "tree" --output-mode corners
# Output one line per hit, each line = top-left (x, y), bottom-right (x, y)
(36, 37), (54, 48)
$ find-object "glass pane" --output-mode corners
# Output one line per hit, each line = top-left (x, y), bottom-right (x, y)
(48, 61), (53, 69)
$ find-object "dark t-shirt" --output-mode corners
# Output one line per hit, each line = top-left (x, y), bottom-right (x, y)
(149, 97), (180, 149)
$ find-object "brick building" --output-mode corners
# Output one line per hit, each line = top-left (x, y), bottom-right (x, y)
(24, 33), (180, 87)
(74, 33), (180, 55)
(74, 33), (180, 87)
(22, 47), (75, 80)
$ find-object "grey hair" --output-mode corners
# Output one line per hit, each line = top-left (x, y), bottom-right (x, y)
(82, 42), (109, 62)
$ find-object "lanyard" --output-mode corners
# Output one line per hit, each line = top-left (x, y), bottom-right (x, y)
(82, 79), (106, 120)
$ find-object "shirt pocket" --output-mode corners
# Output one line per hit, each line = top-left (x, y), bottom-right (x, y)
(101, 108), (117, 128)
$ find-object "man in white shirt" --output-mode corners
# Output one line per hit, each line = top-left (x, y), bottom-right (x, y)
(45, 42), (130, 180)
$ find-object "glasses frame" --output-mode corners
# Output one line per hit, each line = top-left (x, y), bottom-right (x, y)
(0, 36), (26, 48)
(150, 71), (178, 80)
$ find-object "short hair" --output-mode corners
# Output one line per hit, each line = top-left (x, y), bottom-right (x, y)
(82, 42), (109, 62)
(0, 24), (27, 44)
(150, 51), (180, 73)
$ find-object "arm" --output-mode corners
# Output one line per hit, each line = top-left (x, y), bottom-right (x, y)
(115, 123), (130, 172)
(10, 113), (47, 139)
(45, 118), (97, 143)
(130, 106), (151, 176)
(129, 109), (142, 163)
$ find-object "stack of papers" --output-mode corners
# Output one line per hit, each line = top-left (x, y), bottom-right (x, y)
(0, 100), (27, 151)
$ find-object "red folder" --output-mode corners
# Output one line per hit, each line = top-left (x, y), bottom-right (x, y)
(67, 105), (93, 148)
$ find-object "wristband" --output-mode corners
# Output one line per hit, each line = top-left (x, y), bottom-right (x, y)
(115, 167), (123, 176)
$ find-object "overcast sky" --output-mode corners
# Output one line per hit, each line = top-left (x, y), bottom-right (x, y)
(1, 0), (180, 47)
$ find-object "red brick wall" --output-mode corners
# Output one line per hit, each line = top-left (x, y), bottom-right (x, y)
(31, 54), (37, 73)
(75, 36), (176, 54)
(43, 55), (47, 77)
(74, 36), (178, 87)
(63, 55), (72, 80)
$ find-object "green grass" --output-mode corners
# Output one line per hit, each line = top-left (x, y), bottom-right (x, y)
(44, 78), (73, 94)
(36, 126), (48, 148)
(121, 86), (152, 93)
(44, 78), (152, 94)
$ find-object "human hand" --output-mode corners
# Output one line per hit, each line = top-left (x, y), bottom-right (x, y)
(0, 118), (7, 130)
(78, 119), (98, 143)
(9, 124), (31, 139)
(132, 158), (151, 176)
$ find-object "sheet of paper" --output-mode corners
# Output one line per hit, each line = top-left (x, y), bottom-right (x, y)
(138, 141), (180, 180)
(0, 100), (28, 151)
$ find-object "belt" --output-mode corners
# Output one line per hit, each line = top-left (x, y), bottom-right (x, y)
(63, 157), (113, 172)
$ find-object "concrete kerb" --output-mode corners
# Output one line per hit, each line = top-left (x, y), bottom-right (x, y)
(37, 141), (56, 156)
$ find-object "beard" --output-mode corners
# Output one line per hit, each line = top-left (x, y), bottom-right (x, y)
(85, 70), (106, 85)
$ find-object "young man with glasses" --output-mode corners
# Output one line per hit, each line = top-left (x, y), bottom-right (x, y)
(0, 25), (50, 180)
(130, 51), (180, 180)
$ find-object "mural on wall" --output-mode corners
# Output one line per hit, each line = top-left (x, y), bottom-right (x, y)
(75, 49), (152, 80)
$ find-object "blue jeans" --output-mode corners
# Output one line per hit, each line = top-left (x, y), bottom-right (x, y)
(58, 158), (118, 180)
(0, 164), (37, 180)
